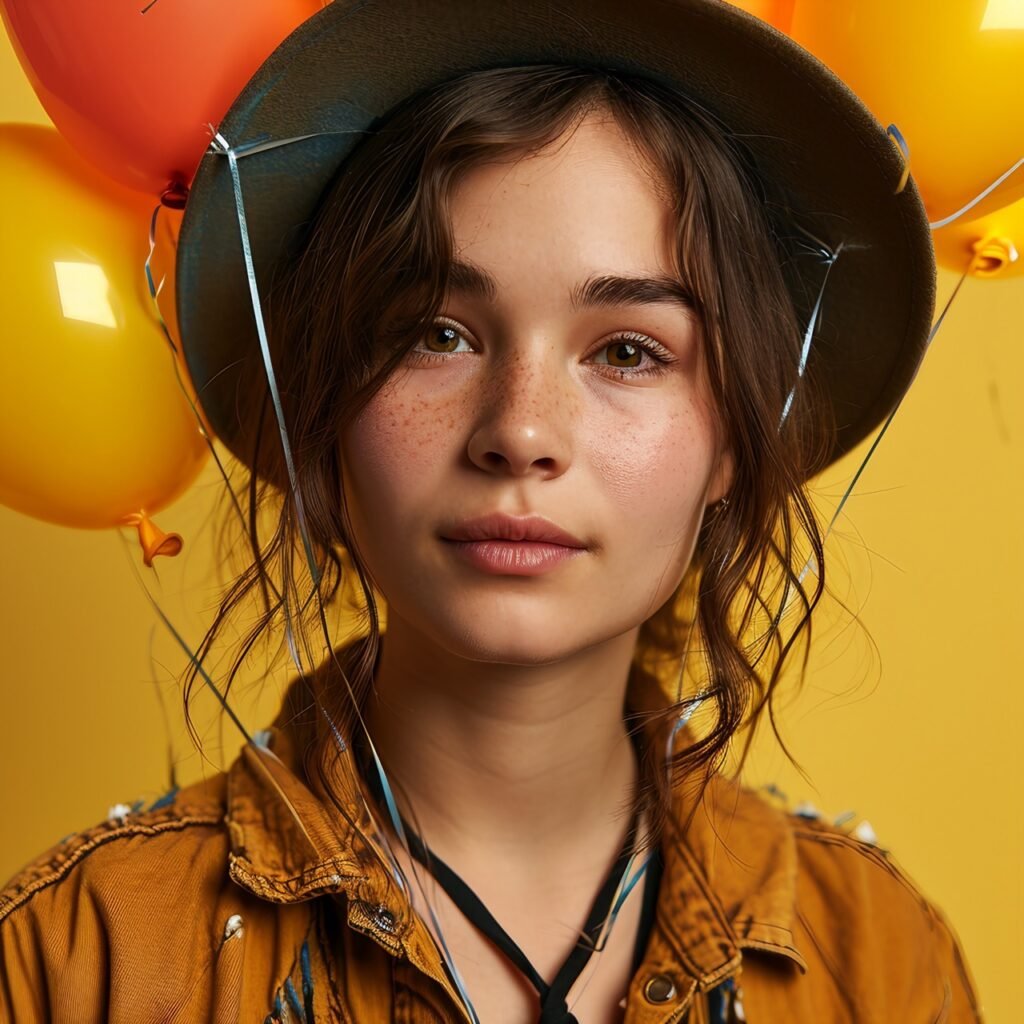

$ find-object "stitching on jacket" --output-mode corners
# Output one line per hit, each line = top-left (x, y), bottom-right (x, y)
(0, 813), (223, 923)
(793, 824), (983, 1021)
(790, 825), (938, 917)
(228, 858), (365, 902)
(736, 936), (805, 963)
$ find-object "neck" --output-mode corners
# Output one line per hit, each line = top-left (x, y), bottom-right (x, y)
(360, 612), (642, 868)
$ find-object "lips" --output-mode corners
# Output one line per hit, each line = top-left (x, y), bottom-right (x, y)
(440, 512), (586, 548)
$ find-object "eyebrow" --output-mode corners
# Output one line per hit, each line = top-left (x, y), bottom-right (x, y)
(447, 258), (696, 313)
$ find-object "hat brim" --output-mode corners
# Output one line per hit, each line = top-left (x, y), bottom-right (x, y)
(177, 0), (936, 470)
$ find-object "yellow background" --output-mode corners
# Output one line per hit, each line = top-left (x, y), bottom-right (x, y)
(1, 25), (1020, 1022)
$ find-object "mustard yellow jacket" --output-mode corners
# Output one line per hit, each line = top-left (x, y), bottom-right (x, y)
(0, 675), (982, 1023)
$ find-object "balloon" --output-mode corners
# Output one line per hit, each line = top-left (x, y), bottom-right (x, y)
(933, 195), (1024, 279)
(0, 124), (208, 530)
(146, 204), (187, 359)
(0, 0), (325, 198)
(788, 1), (1024, 223)
(725, 0), (794, 31)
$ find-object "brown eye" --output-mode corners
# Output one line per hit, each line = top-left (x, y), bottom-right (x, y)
(605, 341), (643, 368)
(424, 324), (463, 353)
(590, 334), (672, 377)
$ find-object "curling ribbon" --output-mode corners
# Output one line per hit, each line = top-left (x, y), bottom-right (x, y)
(778, 240), (842, 428)
(142, 200), (254, 532)
(887, 123), (1024, 236)
(789, 263), (973, 597)
(886, 124), (911, 195)
(209, 127), (322, 585)
(122, 511), (183, 567)
(929, 156), (1024, 232)
(206, 127), (483, 1023)
(118, 532), (253, 744)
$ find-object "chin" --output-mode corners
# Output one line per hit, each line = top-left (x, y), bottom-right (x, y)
(443, 620), (582, 666)
(412, 592), (629, 667)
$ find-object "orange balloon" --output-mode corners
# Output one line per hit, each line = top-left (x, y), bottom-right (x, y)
(789, 1), (1024, 223)
(933, 195), (1024, 279)
(0, 0), (325, 197)
(0, 124), (208, 529)
(147, 205), (186, 362)
(725, 0), (794, 31)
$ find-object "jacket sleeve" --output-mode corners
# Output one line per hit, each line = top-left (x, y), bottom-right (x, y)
(0, 806), (232, 1024)
(0, 851), (109, 1023)
(2, 906), (57, 1022)
(791, 821), (984, 1023)
(926, 898), (984, 1023)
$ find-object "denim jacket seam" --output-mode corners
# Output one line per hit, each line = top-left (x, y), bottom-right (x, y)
(228, 855), (367, 902)
(790, 826), (936, 915)
(0, 813), (224, 924)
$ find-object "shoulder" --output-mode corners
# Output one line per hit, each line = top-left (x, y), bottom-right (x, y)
(0, 774), (228, 925)
(0, 775), (235, 1021)
(683, 775), (982, 1020)
(776, 793), (982, 1021)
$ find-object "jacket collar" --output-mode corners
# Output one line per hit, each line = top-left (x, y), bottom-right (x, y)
(225, 654), (808, 992)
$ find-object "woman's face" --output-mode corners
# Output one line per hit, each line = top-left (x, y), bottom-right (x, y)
(340, 112), (732, 664)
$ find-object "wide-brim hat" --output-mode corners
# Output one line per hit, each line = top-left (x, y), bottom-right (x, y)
(176, 0), (936, 471)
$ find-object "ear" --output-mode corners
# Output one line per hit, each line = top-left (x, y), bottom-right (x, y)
(704, 444), (735, 507)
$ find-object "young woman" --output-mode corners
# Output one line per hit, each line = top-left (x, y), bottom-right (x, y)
(0, 1), (982, 1021)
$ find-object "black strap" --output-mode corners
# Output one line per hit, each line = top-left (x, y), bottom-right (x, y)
(357, 738), (652, 1024)
(407, 806), (640, 1023)
(632, 841), (663, 973)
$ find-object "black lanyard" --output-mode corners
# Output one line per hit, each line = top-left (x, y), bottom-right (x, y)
(357, 740), (662, 1023)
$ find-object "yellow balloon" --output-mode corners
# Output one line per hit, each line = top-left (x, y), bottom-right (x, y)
(0, 124), (207, 529)
(933, 194), (1024, 278)
(789, 0), (1024, 223)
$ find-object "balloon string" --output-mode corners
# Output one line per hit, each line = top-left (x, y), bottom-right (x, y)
(143, 204), (180, 355)
(203, 127), (374, 663)
(886, 124), (912, 195)
(793, 261), (971, 589)
(887, 122), (1021, 230)
(143, 202), (325, 836)
(928, 156), (1024, 231)
(207, 126), (482, 1022)
(193, 123), (946, 1022)
(779, 241), (843, 428)
(118, 531), (253, 745)
(209, 130), (321, 586)
(203, 127), (404, 757)
(144, 202), (313, 705)
(200, 127), (847, 1008)
(143, 202), (251, 537)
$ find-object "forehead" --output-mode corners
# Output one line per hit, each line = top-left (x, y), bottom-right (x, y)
(446, 113), (679, 291)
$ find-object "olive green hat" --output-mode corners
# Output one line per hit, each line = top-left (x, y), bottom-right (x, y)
(176, 0), (935, 467)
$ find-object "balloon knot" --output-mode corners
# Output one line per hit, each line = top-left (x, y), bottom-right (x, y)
(160, 180), (189, 210)
(123, 511), (184, 566)
(969, 235), (1019, 277)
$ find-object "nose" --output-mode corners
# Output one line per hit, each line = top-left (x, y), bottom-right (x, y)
(465, 348), (574, 479)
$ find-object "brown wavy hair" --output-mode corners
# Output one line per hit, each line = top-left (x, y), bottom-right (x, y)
(186, 63), (832, 856)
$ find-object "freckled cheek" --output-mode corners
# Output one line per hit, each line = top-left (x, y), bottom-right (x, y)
(583, 400), (713, 535)
(342, 382), (468, 511)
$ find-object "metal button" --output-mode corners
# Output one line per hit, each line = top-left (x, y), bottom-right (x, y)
(370, 903), (397, 933)
(644, 974), (677, 1003)
(351, 898), (400, 936)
